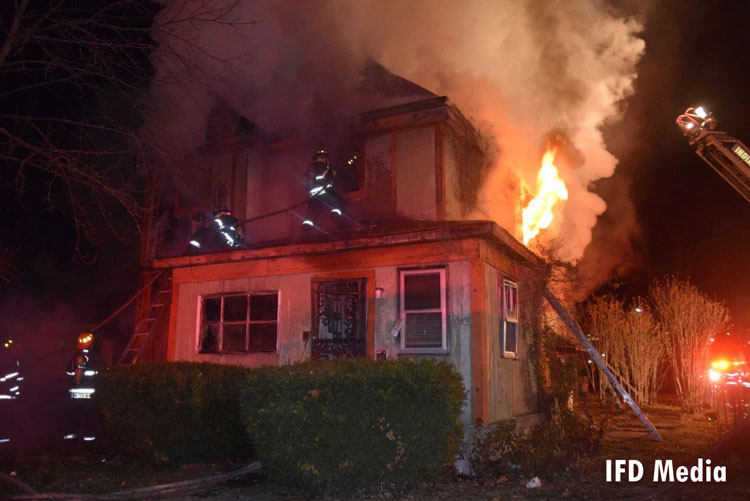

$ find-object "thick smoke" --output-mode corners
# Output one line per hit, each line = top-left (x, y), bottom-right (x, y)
(146, 0), (645, 282)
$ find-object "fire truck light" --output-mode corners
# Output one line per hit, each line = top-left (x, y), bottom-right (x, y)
(708, 369), (721, 382)
(635, 307), (643, 313)
(189, 240), (201, 248)
(685, 122), (694, 129)
(0, 372), (19, 382)
(695, 106), (708, 119)
(710, 337), (715, 342)
(711, 359), (730, 371)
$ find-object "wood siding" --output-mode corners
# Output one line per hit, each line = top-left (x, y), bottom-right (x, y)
(485, 257), (539, 423)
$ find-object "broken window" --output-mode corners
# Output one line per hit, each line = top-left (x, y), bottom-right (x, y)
(502, 279), (519, 357)
(198, 292), (279, 353)
(400, 268), (447, 352)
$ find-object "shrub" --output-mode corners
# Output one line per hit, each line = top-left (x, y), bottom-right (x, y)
(470, 402), (600, 478)
(97, 362), (252, 463)
(240, 358), (465, 494)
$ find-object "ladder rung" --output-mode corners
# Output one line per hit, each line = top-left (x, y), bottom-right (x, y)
(158, 290), (171, 294)
(134, 332), (149, 336)
(151, 303), (165, 307)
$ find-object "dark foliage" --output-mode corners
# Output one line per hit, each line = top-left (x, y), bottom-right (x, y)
(240, 358), (465, 495)
(96, 362), (252, 464)
(470, 403), (600, 478)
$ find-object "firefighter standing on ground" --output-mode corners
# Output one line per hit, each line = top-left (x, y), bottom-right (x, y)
(65, 331), (98, 442)
(302, 149), (344, 228)
(0, 337), (22, 448)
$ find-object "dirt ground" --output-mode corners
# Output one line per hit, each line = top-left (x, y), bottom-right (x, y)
(3, 403), (750, 500)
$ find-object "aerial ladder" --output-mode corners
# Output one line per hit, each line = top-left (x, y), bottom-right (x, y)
(676, 106), (750, 202)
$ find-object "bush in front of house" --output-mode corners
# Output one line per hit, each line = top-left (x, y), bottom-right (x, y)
(97, 362), (252, 463)
(470, 402), (600, 478)
(240, 358), (465, 494)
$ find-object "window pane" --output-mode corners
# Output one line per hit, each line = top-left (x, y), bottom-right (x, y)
(250, 294), (278, 321)
(223, 295), (247, 322)
(222, 324), (247, 351)
(504, 284), (518, 320)
(504, 322), (518, 355)
(404, 273), (441, 310)
(204, 298), (221, 322)
(199, 324), (219, 353)
(249, 323), (277, 352)
(404, 312), (443, 348)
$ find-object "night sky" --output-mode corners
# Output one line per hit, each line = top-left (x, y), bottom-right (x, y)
(599, 0), (750, 332)
(1, 0), (749, 336)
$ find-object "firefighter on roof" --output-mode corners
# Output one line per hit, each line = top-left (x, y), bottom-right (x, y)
(64, 331), (99, 442)
(302, 149), (344, 228)
(187, 209), (245, 254)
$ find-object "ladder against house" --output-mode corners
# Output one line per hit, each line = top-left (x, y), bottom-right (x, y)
(117, 272), (172, 365)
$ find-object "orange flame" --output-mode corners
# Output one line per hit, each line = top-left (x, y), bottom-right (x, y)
(522, 149), (568, 245)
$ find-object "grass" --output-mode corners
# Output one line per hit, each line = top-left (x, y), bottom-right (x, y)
(2, 400), (747, 500)
(406, 400), (733, 500)
(0, 442), (254, 498)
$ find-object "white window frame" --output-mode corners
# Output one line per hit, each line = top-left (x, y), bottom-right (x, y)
(196, 291), (280, 354)
(502, 279), (519, 358)
(399, 268), (448, 353)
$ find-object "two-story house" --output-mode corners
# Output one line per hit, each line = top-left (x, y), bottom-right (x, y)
(133, 63), (542, 427)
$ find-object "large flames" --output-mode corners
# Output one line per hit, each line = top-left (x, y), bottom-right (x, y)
(522, 149), (568, 245)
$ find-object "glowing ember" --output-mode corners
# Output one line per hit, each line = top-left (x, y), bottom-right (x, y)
(522, 149), (568, 245)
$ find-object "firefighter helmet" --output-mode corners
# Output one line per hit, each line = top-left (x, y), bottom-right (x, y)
(76, 332), (94, 350)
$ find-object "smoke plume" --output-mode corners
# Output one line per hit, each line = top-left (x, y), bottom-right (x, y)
(146, 0), (646, 283)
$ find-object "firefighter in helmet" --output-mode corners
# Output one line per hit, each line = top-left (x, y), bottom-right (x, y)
(187, 209), (245, 254)
(64, 331), (99, 442)
(1, 337), (22, 448)
(302, 149), (344, 229)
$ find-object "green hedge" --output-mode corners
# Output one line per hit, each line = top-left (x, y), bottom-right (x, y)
(240, 359), (465, 494)
(97, 362), (252, 463)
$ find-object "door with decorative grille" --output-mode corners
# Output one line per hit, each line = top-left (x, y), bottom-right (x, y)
(311, 279), (367, 360)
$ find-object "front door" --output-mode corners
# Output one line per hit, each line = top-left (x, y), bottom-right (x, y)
(311, 278), (367, 360)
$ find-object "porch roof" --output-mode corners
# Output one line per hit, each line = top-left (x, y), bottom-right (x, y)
(152, 220), (540, 270)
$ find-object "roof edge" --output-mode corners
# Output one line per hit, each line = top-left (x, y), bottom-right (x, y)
(152, 220), (540, 270)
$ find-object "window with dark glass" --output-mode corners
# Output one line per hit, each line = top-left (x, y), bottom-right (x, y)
(400, 269), (447, 351)
(502, 280), (519, 357)
(198, 292), (278, 353)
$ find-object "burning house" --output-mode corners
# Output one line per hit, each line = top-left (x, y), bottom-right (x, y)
(132, 64), (545, 427)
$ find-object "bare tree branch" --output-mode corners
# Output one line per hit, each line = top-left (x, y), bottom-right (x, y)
(0, 0), (248, 265)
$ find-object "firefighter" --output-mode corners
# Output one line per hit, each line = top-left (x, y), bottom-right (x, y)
(187, 209), (245, 254)
(64, 332), (98, 442)
(0, 337), (22, 447)
(302, 149), (344, 229)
